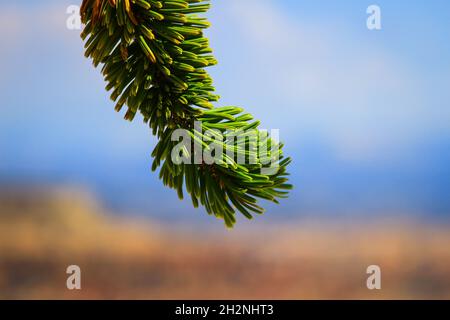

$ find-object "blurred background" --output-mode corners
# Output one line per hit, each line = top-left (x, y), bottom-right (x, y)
(0, 0), (449, 299)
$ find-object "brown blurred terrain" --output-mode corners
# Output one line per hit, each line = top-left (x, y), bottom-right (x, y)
(0, 187), (450, 299)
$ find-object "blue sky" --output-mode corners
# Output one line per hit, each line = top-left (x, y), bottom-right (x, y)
(0, 0), (449, 224)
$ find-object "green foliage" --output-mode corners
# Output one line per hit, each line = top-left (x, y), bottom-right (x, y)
(80, 0), (292, 227)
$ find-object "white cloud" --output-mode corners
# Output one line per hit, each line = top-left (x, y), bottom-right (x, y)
(0, 3), (81, 84)
(211, 0), (447, 163)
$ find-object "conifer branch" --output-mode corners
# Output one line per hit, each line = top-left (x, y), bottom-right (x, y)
(80, 0), (293, 227)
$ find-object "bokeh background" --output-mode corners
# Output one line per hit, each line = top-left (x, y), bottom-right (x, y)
(0, 0), (449, 299)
